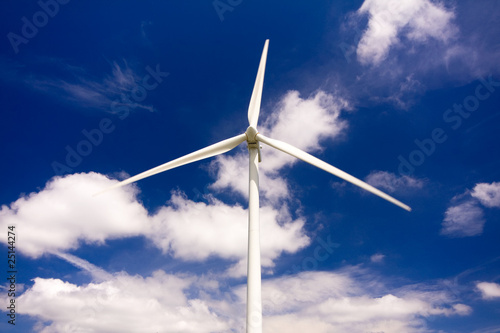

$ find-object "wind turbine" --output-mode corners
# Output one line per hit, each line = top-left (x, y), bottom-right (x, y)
(96, 39), (411, 333)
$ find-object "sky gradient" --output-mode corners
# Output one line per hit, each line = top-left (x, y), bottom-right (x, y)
(1, 0), (500, 332)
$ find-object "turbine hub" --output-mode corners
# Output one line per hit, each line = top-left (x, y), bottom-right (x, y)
(245, 126), (259, 144)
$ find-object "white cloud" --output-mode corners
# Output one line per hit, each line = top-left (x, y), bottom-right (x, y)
(356, 0), (457, 65)
(6, 262), (471, 333)
(210, 152), (249, 198)
(365, 171), (423, 194)
(148, 192), (310, 276)
(477, 282), (500, 300)
(52, 251), (113, 282)
(262, 91), (348, 168)
(471, 182), (500, 208)
(370, 253), (385, 263)
(441, 181), (500, 238)
(0, 173), (148, 258)
(255, 269), (470, 332)
(0, 173), (309, 275)
(441, 200), (485, 237)
(340, 0), (500, 109)
(210, 90), (349, 202)
(14, 271), (231, 333)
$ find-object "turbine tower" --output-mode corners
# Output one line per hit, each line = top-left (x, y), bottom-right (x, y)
(96, 40), (411, 333)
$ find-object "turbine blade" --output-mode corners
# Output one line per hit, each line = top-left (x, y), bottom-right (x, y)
(256, 134), (411, 211)
(248, 39), (269, 128)
(95, 133), (247, 196)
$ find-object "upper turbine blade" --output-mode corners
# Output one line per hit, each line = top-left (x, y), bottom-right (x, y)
(95, 133), (247, 196)
(248, 39), (269, 128)
(256, 134), (411, 211)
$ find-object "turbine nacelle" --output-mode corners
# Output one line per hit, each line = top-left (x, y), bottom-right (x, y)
(245, 126), (259, 144)
(245, 126), (262, 163)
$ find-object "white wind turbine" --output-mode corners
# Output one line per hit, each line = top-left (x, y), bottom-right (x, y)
(96, 39), (411, 333)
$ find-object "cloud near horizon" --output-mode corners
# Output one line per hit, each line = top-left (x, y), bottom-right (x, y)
(14, 270), (231, 333)
(1, 259), (472, 333)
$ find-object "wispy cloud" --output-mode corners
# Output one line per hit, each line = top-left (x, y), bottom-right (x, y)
(51, 251), (114, 282)
(386, 74), (426, 109)
(471, 327), (500, 333)
(370, 253), (386, 263)
(365, 171), (424, 194)
(140, 20), (153, 41)
(2, 57), (157, 113)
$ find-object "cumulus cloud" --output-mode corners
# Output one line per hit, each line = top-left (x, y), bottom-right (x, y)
(441, 181), (500, 238)
(356, 0), (457, 65)
(365, 171), (424, 194)
(0, 173), (148, 258)
(210, 90), (349, 203)
(210, 152), (290, 203)
(254, 269), (470, 332)
(149, 192), (310, 276)
(4, 261), (471, 333)
(339, 0), (500, 110)
(338, 0), (459, 111)
(441, 200), (485, 238)
(0, 173), (309, 275)
(14, 271), (230, 333)
(477, 282), (500, 300)
(471, 182), (500, 208)
(261, 91), (348, 168)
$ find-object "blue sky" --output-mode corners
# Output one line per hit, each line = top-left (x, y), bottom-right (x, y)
(1, 0), (500, 332)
